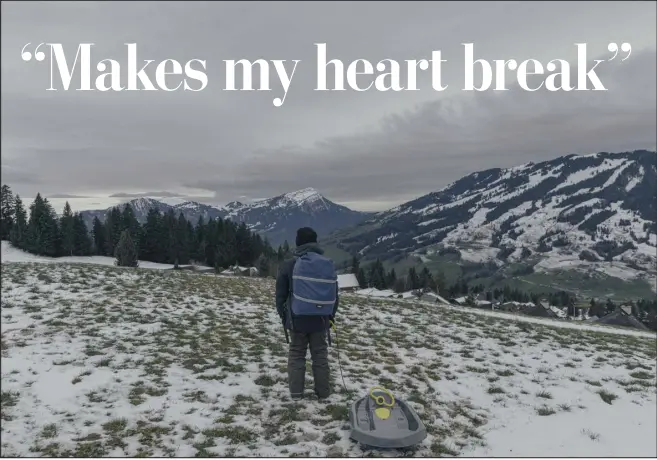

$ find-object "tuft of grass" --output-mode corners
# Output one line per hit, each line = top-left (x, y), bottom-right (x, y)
(536, 390), (553, 399)
(536, 405), (556, 416)
(557, 403), (572, 412)
(597, 390), (617, 405)
(102, 418), (128, 434)
(41, 424), (58, 439)
(496, 369), (514, 377)
(487, 386), (505, 395)
(582, 429), (600, 441)
(202, 425), (258, 444)
(254, 375), (276, 387)
(96, 358), (112, 367)
(321, 432), (340, 445)
(629, 371), (653, 380)
(324, 404), (348, 421)
(1, 391), (20, 407)
(431, 441), (459, 456)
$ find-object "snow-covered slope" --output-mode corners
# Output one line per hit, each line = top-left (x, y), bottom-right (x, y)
(0, 240), (184, 270)
(327, 150), (656, 292)
(1, 262), (655, 457)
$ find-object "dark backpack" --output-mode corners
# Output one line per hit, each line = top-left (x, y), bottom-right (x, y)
(289, 252), (337, 317)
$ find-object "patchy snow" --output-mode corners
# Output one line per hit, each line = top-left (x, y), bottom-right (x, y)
(367, 152), (655, 294)
(458, 246), (500, 263)
(533, 253), (649, 282)
(625, 167), (643, 192)
(487, 170), (561, 204)
(375, 233), (398, 244)
(283, 187), (322, 204)
(551, 158), (628, 193)
(1, 263), (655, 457)
(418, 218), (441, 227)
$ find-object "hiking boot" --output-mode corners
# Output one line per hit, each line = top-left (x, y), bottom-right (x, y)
(290, 393), (304, 401)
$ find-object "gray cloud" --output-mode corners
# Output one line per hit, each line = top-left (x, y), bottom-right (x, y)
(47, 193), (91, 199)
(1, 1), (655, 211)
(109, 191), (186, 198)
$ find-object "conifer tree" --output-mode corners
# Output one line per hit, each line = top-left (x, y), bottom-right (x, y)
(73, 213), (92, 255)
(26, 194), (60, 256)
(434, 271), (446, 295)
(256, 253), (270, 277)
(235, 222), (253, 266)
(104, 207), (123, 256)
(121, 204), (141, 251)
(92, 217), (106, 256)
(1, 184), (15, 240)
(385, 268), (397, 290)
(175, 212), (189, 266)
(394, 277), (406, 293)
(351, 255), (360, 275)
(9, 195), (27, 249)
(60, 202), (75, 256)
(185, 220), (195, 263)
(115, 229), (138, 267)
(367, 259), (386, 289)
(140, 208), (161, 262)
(161, 209), (177, 264)
(193, 216), (206, 263)
(407, 267), (420, 291)
(357, 267), (367, 288)
(204, 218), (218, 267)
(216, 229), (237, 270)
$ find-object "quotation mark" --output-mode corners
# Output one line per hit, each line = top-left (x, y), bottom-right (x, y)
(607, 42), (631, 61)
(21, 43), (46, 61)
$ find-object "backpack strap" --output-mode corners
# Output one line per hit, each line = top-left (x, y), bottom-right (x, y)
(286, 256), (298, 332)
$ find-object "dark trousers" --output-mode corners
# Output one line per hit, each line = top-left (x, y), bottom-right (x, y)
(288, 330), (330, 398)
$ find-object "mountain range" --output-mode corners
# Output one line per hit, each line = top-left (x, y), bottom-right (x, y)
(73, 149), (656, 298)
(77, 188), (371, 246)
(322, 149), (656, 299)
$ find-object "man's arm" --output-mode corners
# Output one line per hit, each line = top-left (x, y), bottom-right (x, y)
(275, 262), (290, 320)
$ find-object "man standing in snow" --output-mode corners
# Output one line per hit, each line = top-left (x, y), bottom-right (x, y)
(275, 227), (339, 401)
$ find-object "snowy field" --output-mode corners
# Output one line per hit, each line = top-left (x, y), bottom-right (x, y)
(0, 241), (184, 270)
(1, 251), (656, 457)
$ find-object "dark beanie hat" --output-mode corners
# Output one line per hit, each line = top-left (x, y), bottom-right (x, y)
(296, 227), (318, 247)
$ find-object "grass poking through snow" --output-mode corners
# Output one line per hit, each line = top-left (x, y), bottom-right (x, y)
(1, 261), (656, 457)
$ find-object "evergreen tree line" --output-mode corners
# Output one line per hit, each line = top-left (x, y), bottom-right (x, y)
(1, 185), (288, 274)
(351, 256), (574, 305)
(2, 186), (91, 258)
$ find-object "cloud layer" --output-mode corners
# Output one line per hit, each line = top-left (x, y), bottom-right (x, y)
(1, 1), (655, 211)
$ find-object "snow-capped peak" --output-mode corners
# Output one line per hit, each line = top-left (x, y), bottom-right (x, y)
(282, 187), (322, 204)
(174, 201), (203, 210)
(120, 197), (164, 213)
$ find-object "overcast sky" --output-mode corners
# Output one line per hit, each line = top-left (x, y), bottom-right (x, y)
(1, 1), (655, 212)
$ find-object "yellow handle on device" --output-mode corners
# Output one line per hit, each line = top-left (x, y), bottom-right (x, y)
(369, 386), (395, 407)
(330, 320), (336, 331)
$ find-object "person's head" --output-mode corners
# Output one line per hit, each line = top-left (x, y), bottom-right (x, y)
(296, 227), (318, 247)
